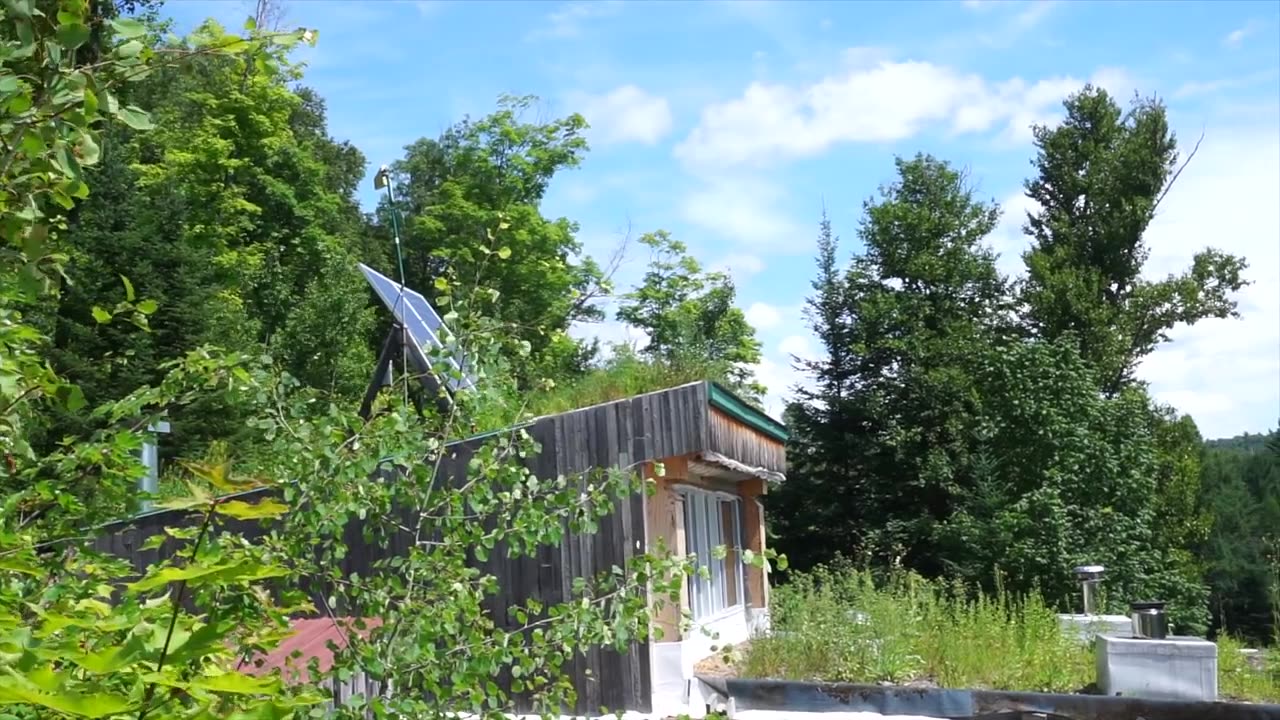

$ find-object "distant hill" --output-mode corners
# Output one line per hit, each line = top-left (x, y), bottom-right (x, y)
(1205, 430), (1277, 453)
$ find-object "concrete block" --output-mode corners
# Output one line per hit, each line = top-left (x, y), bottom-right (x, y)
(1096, 634), (1218, 701)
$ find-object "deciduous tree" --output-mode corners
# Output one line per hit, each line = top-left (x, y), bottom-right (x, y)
(1020, 85), (1248, 393)
(616, 230), (764, 401)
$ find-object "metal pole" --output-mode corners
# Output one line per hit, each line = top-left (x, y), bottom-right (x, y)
(138, 420), (171, 514)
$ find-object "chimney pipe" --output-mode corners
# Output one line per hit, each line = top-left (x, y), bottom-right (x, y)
(1073, 565), (1105, 615)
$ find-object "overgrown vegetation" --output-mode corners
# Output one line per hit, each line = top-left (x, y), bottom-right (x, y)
(773, 90), (1259, 638)
(1, 2), (707, 716)
(741, 565), (1280, 702)
(521, 347), (725, 417)
(1200, 431), (1280, 644)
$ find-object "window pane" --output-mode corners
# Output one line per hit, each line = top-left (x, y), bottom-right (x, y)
(721, 499), (739, 607)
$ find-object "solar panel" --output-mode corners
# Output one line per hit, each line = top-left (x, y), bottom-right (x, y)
(358, 263), (476, 393)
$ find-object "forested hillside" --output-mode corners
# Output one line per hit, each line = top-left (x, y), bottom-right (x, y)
(1201, 430), (1280, 642)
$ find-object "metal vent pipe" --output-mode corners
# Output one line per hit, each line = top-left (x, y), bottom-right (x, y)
(1073, 565), (1105, 615)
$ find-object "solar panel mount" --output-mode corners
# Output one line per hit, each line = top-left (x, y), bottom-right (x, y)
(357, 263), (476, 417)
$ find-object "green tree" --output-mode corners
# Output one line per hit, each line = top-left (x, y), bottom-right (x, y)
(0, 7), (697, 718)
(387, 95), (609, 385)
(616, 230), (764, 401)
(768, 214), (865, 571)
(774, 155), (1006, 573)
(1200, 429), (1280, 642)
(1020, 85), (1248, 393)
(0, 3), (326, 717)
(939, 340), (1209, 633)
(43, 18), (375, 453)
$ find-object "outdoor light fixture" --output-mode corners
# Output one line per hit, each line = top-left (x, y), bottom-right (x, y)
(373, 164), (391, 190)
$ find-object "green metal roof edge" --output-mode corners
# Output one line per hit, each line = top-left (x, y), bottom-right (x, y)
(707, 381), (788, 442)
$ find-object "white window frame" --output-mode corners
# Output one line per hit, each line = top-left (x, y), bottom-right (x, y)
(678, 484), (746, 621)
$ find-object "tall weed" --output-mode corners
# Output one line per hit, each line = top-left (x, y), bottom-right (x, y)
(745, 564), (1093, 692)
(745, 564), (1280, 702)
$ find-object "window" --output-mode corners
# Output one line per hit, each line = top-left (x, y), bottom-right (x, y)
(680, 487), (746, 620)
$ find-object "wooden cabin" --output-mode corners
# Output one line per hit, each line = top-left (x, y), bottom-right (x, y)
(94, 380), (787, 715)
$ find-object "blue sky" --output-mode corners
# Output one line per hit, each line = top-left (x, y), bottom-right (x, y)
(166, 0), (1279, 438)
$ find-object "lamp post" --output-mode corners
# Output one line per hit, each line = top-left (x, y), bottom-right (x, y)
(374, 164), (410, 404)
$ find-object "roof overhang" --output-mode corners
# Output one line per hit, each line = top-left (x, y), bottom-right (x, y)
(689, 450), (785, 485)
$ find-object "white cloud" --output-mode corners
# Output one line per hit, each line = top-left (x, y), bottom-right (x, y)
(746, 302), (783, 329)
(680, 175), (803, 247)
(1135, 127), (1280, 437)
(778, 334), (814, 360)
(712, 253), (765, 279)
(571, 85), (673, 146)
(987, 189), (1040, 278)
(528, 0), (622, 40)
(1173, 69), (1280, 100)
(675, 58), (1132, 170)
(754, 355), (806, 420)
(1011, 1), (1057, 32)
(1224, 19), (1263, 48)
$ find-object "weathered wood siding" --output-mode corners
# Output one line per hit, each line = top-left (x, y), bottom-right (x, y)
(92, 382), (755, 714)
(707, 408), (786, 473)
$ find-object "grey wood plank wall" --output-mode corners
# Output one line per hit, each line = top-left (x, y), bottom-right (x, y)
(92, 381), (752, 715)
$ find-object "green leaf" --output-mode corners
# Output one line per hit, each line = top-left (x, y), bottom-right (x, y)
(52, 143), (78, 179)
(137, 299), (157, 314)
(20, 130), (42, 157)
(91, 306), (111, 324)
(110, 17), (146, 39)
(83, 86), (97, 115)
(497, 246), (512, 260)
(8, 92), (31, 114)
(68, 634), (148, 674)
(117, 105), (153, 130)
(0, 76), (17, 94)
(55, 22), (91, 49)
(214, 498), (290, 520)
(3, 0), (33, 20)
(0, 677), (131, 718)
(433, 277), (449, 291)
(128, 559), (289, 594)
(55, 384), (85, 412)
(189, 671), (282, 695)
(120, 274), (135, 301)
(153, 495), (206, 512)
(115, 39), (143, 59)
(50, 188), (74, 209)
(77, 133), (100, 166)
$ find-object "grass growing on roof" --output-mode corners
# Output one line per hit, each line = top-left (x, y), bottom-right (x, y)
(465, 347), (765, 434)
(741, 563), (1280, 702)
(742, 564), (1094, 692)
(523, 351), (718, 416)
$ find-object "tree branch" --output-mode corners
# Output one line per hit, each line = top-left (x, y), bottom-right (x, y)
(1153, 128), (1204, 214)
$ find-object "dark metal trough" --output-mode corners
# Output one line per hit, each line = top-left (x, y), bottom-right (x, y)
(696, 676), (1280, 720)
